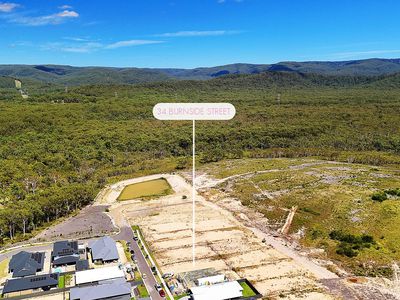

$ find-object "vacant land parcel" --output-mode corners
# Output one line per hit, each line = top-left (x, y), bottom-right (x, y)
(120, 175), (332, 299)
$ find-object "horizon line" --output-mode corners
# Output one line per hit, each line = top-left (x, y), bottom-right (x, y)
(0, 57), (399, 70)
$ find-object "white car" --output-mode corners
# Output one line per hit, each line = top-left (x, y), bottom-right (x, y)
(162, 272), (174, 278)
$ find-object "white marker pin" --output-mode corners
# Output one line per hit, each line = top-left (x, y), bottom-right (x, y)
(153, 103), (236, 266)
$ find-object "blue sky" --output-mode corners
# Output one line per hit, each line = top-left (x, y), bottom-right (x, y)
(0, 0), (399, 68)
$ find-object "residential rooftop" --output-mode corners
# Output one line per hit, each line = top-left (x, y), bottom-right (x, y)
(2, 273), (59, 295)
(70, 278), (131, 300)
(51, 240), (80, 266)
(9, 251), (45, 278)
(88, 236), (119, 262)
(190, 281), (243, 300)
(75, 265), (125, 285)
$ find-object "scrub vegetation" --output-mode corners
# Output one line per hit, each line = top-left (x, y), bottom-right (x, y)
(0, 71), (399, 252)
(202, 158), (400, 276)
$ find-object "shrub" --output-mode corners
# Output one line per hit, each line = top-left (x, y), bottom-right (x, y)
(336, 243), (358, 257)
(371, 191), (388, 202)
(329, 230), (375, 258)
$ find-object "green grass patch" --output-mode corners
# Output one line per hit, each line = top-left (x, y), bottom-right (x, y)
(137, 284), (150, 297)
(240, 281), (256, 297)
(118, 178), (172, 201)
(58, 275), (65, 288)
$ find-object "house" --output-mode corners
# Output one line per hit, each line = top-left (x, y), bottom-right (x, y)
(189, 281), (243, 300)
(8, 251), (45, 278)
(70, 278), (131, 300)
(76, 259), (90, 271)
(1, 274), (59, 297)
(88, 236), (119, 264)
(51, 240), (80, 266)
(197, 274), (226, 286)
(75, 266), (125, 286)
(178, 268), (220, 288)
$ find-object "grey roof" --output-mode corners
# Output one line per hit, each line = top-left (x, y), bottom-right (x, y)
(2, 273), (59, 294)
(76, 259), (90, 271)
(52, 240), (79, 256)
(70, 278), (131, 300)
(89, 236), (119, 262)
(9, 251), (44, 278)
(52, 240), (79, 265)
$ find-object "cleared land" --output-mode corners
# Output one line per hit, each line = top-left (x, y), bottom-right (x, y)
(32, 205), (117, 242)
(117, 178), (172, 201)
(198, 158), (400, 276)
(117, 175), (333, 299)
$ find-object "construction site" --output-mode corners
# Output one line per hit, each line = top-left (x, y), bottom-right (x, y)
(101, 161), (400, 299)
(108, 174), (334, 299)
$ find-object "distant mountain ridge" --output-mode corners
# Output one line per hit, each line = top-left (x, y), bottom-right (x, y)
(1, 58), (400, 86)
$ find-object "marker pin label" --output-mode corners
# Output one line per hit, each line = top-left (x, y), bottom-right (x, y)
(153, 102), (236, 266)
(153, 102), (236, 120)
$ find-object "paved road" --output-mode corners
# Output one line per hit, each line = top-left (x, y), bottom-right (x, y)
(113, 221), (163, 300)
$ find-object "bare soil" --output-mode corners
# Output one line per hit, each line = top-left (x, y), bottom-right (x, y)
(32, 205), (117, 242)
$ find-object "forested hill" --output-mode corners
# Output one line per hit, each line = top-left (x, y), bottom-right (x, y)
(0, 65), (172, 86)
(3, 71), (400, 102)
(128, 71), (400, 92)
(0, 76), (15, 88)
(2, 58), (400, 86)
(159, 58), (400, 79)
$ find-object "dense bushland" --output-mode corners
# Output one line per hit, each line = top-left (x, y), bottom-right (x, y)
(0, 71), (399, 245)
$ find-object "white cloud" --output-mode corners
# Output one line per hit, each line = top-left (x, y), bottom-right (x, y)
(57, 10), (78, 17)
(63, 37), (93, 42)
(0, 2), (19, 12)
(42, 41), (102, 53)
(155, 30), (242, 37)
(41, 39), (163, 53)
(105, 39), (164, 49)
(59, 5), (72, 9)
(7, 9), (79, 26)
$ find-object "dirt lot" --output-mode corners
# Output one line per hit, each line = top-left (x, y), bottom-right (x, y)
(32, 205), (117, 242)
(114, 175), (333, 299)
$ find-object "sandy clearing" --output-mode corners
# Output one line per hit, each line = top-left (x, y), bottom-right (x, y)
(116, 242), (128, 264)
(101, 174), (336, 298)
